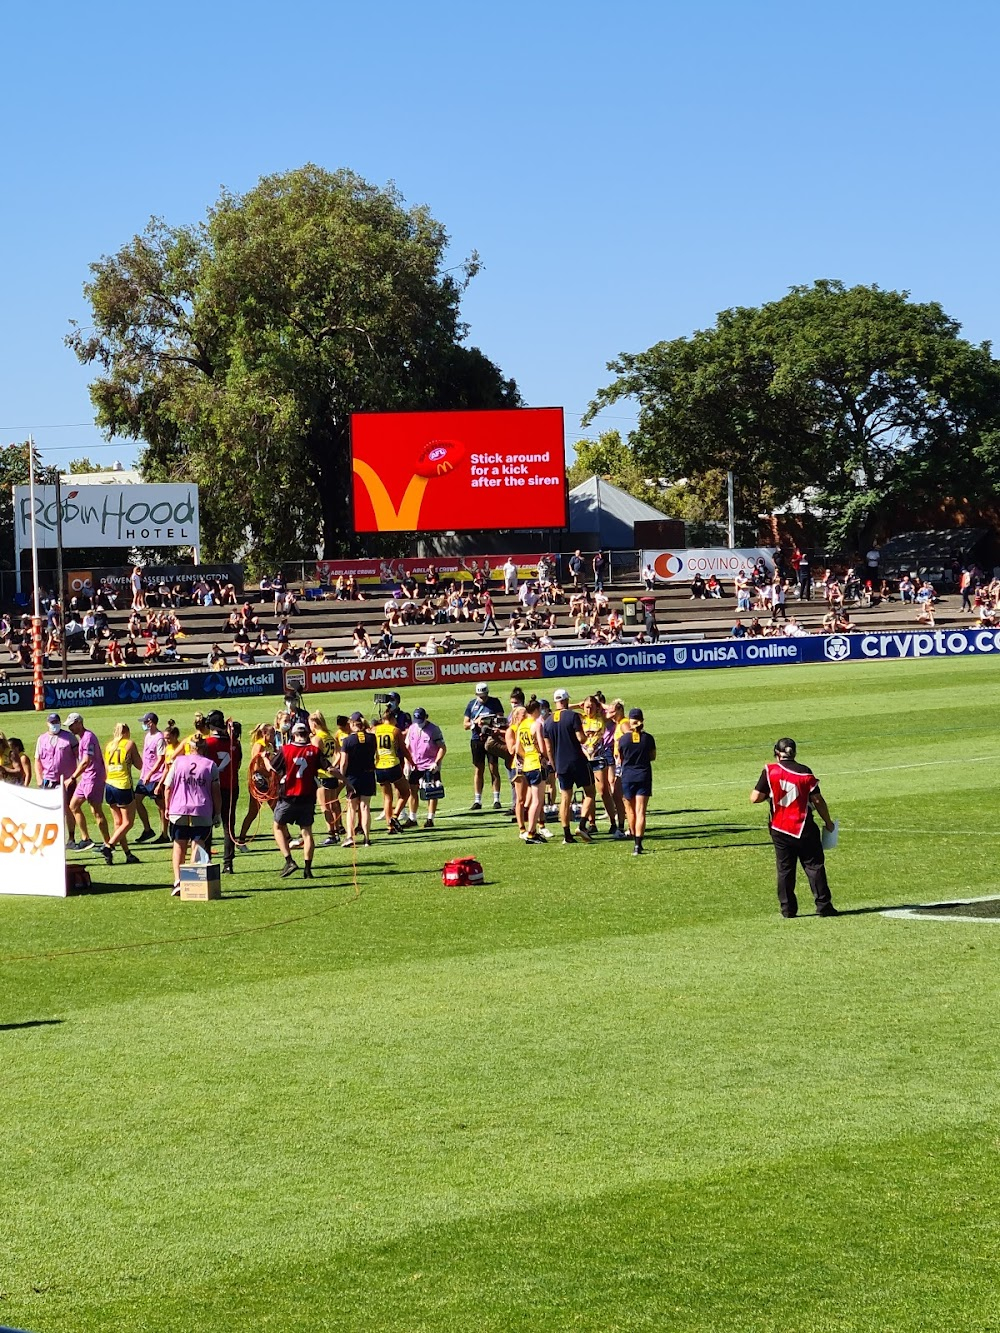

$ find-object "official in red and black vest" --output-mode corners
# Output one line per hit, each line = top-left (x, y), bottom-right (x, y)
(750, 738), (838, 918)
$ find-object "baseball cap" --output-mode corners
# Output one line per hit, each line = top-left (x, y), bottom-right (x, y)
(412, 706), (427, 723)
(206, 709), (226, 729)
(387, 691), (401, 704)
(65, 712), (83, 726)
(628, 708), (644, 722)
(349, 710), (364, 723)
(475, 682), (489, 695)
(140, 711), (158, 724)
(553, 688), (570, 703)
(47, 713), (60, 724)
(291, 721), (309, 738)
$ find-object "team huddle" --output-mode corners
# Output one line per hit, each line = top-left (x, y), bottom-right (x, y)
(25, 681), (657, 893)
(463, 682), (656, 853)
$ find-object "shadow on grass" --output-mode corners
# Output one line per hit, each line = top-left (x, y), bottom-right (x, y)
(79, 881), (164, 896)
(0, 1018), (64, 1031)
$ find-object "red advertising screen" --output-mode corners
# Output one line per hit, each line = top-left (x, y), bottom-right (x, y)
(350, 408), (566, 533)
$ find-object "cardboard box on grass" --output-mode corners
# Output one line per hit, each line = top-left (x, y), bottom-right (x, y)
(178, 863), (221, 901)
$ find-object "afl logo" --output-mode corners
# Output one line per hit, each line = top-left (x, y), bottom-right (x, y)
(415, 439), (465, 478)
(653, 553), (683, 579)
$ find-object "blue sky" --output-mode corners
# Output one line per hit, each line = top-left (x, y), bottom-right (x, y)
(1, 0), (996, 471)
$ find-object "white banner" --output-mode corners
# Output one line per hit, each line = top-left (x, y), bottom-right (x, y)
(643, 548), (776, 582)
(13, 483), (199, 550)
(0, 783), (67, 896)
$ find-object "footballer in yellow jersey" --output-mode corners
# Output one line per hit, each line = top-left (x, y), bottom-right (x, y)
(309, 711), (343, 843)
(373, 717), (412, 831)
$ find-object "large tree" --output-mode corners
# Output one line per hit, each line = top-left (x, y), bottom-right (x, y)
(68, 166), (520, 566)
(587, 281), (1000, 545)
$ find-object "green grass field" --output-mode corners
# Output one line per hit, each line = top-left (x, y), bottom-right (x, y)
(3, 657), (1000, 1332)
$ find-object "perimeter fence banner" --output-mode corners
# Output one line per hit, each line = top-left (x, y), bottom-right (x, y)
(0, 667), (288, 715)
(0, 783), (66, 896)
(541, 628), (1000, 679)
(643, 548), (777, 582)
(285, 653), (543, 695)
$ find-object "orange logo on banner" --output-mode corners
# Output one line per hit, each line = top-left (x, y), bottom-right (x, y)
(653, 553), (683, 579)
(0, 818), (61, 855)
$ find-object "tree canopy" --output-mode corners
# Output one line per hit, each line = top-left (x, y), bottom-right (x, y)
(586, 281), (1000, 545)
(68, 165), (520, 566)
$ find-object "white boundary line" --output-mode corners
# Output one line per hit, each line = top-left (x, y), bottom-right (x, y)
(882, 894), (1000, 924)
(658, 753), (1000, 793)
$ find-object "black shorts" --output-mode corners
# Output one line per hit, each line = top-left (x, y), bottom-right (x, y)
(105, 784), (135, 807)
(376, 764), (404, 786)
(520, 769), (542, 788)
(273, 796), (316, 828)
(621, 777), (652, 801)
(557, 761), (594, 794)
(316, 775), (340, 791)
(169, 820), (212, 843)
(589, 757), (608, 773)
(345, 774), (377, 800)
(470, 737), (489, 766)
(135, 780), (161, 800)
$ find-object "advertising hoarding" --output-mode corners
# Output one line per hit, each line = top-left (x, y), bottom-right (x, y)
(350, 408), (567, 533)
(285, 654), (542, 695)
(643, 548), (776, 582)
(14, 484), (200, 550)
(0, 783), (66, 896)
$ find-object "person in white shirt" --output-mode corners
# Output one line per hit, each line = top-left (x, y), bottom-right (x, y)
(642, 563), (656, 590)
(503, 558), (518, 595)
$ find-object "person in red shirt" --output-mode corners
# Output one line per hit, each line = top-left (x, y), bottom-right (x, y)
(264, 720), (320, 879)
(750, 737), (837, 918)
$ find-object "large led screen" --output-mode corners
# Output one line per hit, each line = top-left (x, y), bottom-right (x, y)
(350, 408), (566, 533)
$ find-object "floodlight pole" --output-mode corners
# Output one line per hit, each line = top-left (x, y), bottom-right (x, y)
(727, 471), (736, 549)
(27, 436), (44, 710)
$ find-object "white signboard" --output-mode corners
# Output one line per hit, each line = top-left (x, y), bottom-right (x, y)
(0, 783), (67, 896)
(643, 548), (776, 583)
(13, 483), (199, 549)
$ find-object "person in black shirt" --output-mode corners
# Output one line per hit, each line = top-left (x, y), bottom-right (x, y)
(338, 712), (377, 848)
(541, 687), (595, 844)
(616, 708), (656, 855)
(463, 683), (505, 811)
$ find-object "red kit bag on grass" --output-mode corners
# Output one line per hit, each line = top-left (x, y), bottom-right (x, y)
(442, 857), (484, 887)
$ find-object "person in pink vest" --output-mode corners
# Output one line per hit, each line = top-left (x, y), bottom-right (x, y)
(34, 712), (78, 844)
(750, 737), (838, 919)
(164, 736), (221, 896)
(66, 712), (110, 852)
(135, 712), (169, 842)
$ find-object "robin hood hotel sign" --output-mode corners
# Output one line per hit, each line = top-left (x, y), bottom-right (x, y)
(14, 484), (199, 549)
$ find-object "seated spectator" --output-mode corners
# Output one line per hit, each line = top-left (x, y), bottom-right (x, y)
(353, 624), (372, 658)
(144, 634), (162, 661)
(916, 600), (936, 626)
(107, 635), (124, 668)
(916, 580), (937, 605)
(123, 638), (140, 665)
(689, 574), (707, 599)
(784, 617), (808, 637)
(731, 618), (747, 638)
(899, 575), (916, 603)
(705, 575), (723, 599)
(746, 617), (764, 638)
(163, 635), (179, 663)
(207, 643), (227, 668)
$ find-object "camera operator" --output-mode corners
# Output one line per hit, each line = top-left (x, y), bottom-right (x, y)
(463, 682), (505, 811)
